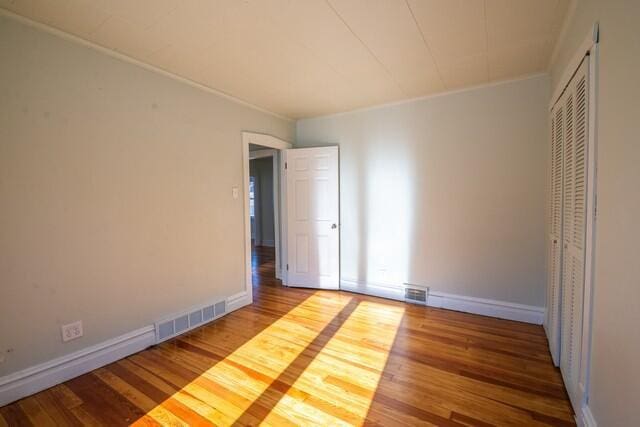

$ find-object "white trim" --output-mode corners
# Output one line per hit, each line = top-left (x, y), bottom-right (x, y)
(578, 42), (599, 411)
(243, 138), (253, 300)
(249, 149), (276, 160)
(280, 149), (289, 284)
(226, 291), (252, 312)
(304, 73), (547, 120)
(0, 290), (252, 407)
(340, 279), (545, 324)
(249, 173), (262, 246)
(576, 405), (598, 427)
(272, 151), (282, 279)
(579, 405), (598, 427)
(428, 291), (544, 324)
(243, 132), (291, 150)
(0, 326), (155, 406)
(242, 132), (292, 293)
(550, 23), (599, 110)
(0, 10), (550, 122)
(0, 9), (292, 122)
(340, 279), (405, 301)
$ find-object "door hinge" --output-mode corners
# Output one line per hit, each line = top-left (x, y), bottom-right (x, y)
(286, 264), (289, 271)
(285, 162), (288, 170)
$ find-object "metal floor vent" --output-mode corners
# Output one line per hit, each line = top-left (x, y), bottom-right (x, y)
(403, 284), (428, 305)
(155, 299), (227, 343)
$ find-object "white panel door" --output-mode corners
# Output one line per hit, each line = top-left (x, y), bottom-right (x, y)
(284, 147), (339, 289)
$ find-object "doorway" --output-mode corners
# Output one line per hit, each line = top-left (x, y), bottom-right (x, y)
(239, 132), (292, 306)
(239, 132), (341, 309)
(249, 148), (278, 288)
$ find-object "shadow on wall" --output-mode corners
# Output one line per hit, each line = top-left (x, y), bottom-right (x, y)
(342, 108), (417, 291)
(297, 76), (548, 307)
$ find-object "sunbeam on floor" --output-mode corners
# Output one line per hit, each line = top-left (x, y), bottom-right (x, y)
(0, 246), (575, 426)
(131, 292), (357, 426)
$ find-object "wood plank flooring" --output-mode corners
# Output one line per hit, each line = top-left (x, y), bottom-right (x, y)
(1, 246), (575, 426)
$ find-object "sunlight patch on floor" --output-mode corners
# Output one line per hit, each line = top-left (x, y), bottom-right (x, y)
(261, 300), (405, 426)
(136, 292), (353, 426)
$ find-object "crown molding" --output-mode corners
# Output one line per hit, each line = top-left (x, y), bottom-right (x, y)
(0, 8), (293, 122)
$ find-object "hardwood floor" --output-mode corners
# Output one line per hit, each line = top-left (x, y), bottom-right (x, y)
(0, 246), (575, 426)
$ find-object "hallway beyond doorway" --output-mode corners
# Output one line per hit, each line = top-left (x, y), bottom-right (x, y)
(251, 245), (282, 289)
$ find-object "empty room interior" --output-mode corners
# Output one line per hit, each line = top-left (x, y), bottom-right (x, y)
(0, 0), (638, 426)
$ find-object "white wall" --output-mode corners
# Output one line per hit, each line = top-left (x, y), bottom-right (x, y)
(297, 75), (549, 307)
(550, 1), (640, 425)
(0, 16), (293, 376)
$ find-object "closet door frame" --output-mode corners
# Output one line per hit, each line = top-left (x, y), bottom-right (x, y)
(548, 24), (599, 413)
(579, 41), (598, 410)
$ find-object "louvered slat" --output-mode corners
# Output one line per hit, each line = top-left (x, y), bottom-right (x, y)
(574, 76), (588, 250)
(563, 93), (574, 244)
(560, 88), (575, 383)
(553, 109), (563, 235)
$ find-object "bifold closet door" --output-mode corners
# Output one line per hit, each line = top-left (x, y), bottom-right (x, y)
(560, 57), (590, 408)
(547, 102), (564, 366)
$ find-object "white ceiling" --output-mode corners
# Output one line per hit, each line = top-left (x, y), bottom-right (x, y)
(1, 0), (569, 119)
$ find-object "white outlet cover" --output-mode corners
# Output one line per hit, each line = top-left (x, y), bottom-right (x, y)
(232, 186), (239, 199)
(61, 320), (83, 342)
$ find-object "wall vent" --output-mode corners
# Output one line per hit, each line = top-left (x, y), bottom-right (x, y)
(157, 320), (175, 341)
(203, 305), (215, 321)
(189, 310), (203, 326)
(155, 298), (228, 344)
(174, 315), (189, 334)
(403, 284), (428, 305)
(214, 301), (226, 316)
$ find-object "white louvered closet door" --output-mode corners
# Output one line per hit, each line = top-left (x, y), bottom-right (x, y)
(547, 101), (564, 366)
(559, 57), (590, 408)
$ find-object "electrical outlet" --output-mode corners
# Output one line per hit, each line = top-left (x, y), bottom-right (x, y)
(61, 321), (83, 342)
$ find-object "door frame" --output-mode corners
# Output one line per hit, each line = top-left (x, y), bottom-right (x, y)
(239, 132), (292, 307)
(579, 39), (598, 413)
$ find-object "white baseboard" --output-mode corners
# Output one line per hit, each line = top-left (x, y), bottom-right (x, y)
(579, 405), (597, 427)
(340, 279), (405, 301)
(428, 291), (545, 324)
(340, 279), (544, 324)
(0, 326), (155, 407)
(0, 290), (254, 407)
(226, 291), (252, 312)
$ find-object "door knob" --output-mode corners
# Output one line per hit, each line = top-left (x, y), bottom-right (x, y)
(331, 223), (337, 229)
